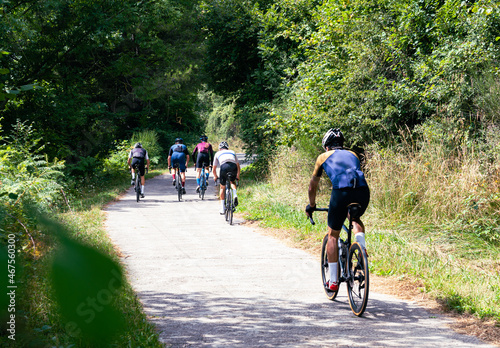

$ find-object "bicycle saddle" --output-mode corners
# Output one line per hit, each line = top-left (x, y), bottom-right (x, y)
(347, 203), (362, 219)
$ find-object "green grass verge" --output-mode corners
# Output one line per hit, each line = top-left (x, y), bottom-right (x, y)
(238, 167), (500, 323)
(0, 170), (165, 348)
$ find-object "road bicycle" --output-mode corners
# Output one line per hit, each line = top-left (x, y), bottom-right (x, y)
(309, 203), (369, 316)
(199, 165), (209, 200)
(172, 164), (183, 201)
(131, 164), (142, 202)
(224, 173), (237, 225)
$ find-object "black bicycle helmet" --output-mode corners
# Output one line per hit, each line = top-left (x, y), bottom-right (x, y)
(219, 141), (229, 150)
(322, 128), (344, 149)
(175, 137), (183, 144)
(200, 135), (208, 142)
(134, 142), (142, 148)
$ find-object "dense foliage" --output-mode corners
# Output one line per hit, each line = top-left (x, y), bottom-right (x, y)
(200, 0), (500, 149)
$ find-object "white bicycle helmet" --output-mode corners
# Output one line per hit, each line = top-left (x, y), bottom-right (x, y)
(322, 128), (344, 149)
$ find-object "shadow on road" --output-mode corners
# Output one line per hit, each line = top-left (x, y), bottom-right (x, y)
(139, 291), (485, 347)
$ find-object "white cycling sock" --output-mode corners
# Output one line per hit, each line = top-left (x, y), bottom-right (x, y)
(141, 186), (145, 194)
(221, 200), (225, 209)
(232, 189), (237, 198)
(131, 173), (135, 179)
(355, 232), (366, 250)
(329, 262), (338, 283)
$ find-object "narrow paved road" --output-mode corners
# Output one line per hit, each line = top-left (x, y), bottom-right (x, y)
(105, 170), (495, 347)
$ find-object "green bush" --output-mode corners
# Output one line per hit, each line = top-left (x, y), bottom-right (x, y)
(131, 130), (163, 165)
(0, 120), (64, 213)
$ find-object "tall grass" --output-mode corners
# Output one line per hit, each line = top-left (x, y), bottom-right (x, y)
(368, 124), (500, 244)
(365, 125), (500, 320)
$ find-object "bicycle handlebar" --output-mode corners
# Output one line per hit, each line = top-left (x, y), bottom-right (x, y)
(308, 207), (328, 225)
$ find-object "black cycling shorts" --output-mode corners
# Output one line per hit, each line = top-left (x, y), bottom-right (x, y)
(131, 158), (146, 176)
(220, 162), (238, 186)
(328, 186), (370, 230)
(196, 152), (210, 169)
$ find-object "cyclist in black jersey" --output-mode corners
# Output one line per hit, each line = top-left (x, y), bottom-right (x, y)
(305, 129), (370, 291)
(127, 142), (150, 198)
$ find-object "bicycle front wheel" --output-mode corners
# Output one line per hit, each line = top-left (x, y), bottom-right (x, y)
(347, 242), (369, 316)
(321, 234), (339, 300)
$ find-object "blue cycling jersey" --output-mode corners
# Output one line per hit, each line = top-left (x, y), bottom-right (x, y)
(312, 149), (368, 189)
(169, 144), (189, 156)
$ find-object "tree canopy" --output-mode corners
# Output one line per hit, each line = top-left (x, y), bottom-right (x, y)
(1, 0), (206, 160)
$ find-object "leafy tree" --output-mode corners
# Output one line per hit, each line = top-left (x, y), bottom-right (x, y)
(0, 0), (205, 161)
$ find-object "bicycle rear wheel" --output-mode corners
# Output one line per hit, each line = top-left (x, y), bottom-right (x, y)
(228, 194), (234, 225)
(347, 242), (369, 316)
(225, 188), (231, 222)
(321, 234), (339, 300)
(135, 175), (140, 202)
(200, 170), (206, 200)
(176, 171), (182, 201)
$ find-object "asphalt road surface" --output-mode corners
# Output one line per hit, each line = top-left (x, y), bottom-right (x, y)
(105, 167), (495, 347)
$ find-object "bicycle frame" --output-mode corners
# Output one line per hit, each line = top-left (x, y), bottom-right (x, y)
(199, 165), (207, 199)
(312, 204), (369, 316)
(173, 164), (182, 201)
(224, 173), (236, 224)
(132, 164), (142, 202)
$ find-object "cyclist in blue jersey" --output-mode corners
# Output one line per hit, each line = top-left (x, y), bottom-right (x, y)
(213, 141), (240, 215)
(168, 137), (190, 194)
(192, 135), (214, 193)
(127, 142), (150, 198)
(305, 129), (370, 291)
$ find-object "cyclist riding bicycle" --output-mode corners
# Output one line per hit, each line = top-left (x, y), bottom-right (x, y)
(192, 135), (214, 193)
(168, 137), (190, 194)
(212, 141), (240, 215)
(127, 142), (150, 198)
(305, 128), (370, 291)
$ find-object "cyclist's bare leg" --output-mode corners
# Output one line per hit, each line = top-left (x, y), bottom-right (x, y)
(326, 227), (340, 263)
(196, 167), (202, 189)
(327, 227), (341, 285)
(181, 171), (186, 186)
(229, 181), (238, 205)
(218, 184), (226, 212)
(219, 184), (225, 200)
(352, 218), (366, 250)
(204, 165), (210, 183)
